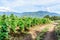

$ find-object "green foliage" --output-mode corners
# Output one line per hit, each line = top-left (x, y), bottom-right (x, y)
(36, 27), (48, 40)
(18, 19), (25, 32)
(0, 14), (51, 39)
(0, 23), (8, 40)
(55, 22), (60, 40)
(44, 15), (50, 19)
(44, 15), (60, 20)
(50, 16), (60, 20)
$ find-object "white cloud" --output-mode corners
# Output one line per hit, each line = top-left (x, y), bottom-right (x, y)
(0, 7), (13, 12)
(0, 7), (9, 11)
(0, 0), (60, 13)
(1, 0), (59, 7)
(46, 7), (52, 12)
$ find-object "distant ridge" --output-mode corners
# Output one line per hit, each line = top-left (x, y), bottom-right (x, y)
(0, 11), (60, 17)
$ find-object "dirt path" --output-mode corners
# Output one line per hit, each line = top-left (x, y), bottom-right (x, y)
(29, 24), (52, 39)
(43, 23), (58, 40)
(24, 23), (58, 40)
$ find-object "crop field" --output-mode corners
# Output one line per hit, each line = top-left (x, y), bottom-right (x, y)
(0, 14), (60, 40)
(0, 0), (60, 40)
(0, 14), (52, 40)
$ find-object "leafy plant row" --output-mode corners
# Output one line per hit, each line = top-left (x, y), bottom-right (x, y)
(0, 14), (51, 40)
(55, 22), (60, 40)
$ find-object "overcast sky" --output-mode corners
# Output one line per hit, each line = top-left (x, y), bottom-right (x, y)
(0, 0), (60, 13)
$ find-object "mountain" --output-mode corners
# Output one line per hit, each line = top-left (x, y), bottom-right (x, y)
(0, 11), (60, 17)
(0, 12), (23, 17)
(22, 11), (60, 17)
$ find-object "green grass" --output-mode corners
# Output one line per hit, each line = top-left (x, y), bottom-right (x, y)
(36, 27), (49, 40)
(55, 20), (60, 40)
(55, 25), (60, 40)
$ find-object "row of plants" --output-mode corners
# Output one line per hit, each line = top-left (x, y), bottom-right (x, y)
(0, 14), (51, 40)
(44, 15), (60, 20)
(36, 27), (49, 40)
(55, 21), (60, 40)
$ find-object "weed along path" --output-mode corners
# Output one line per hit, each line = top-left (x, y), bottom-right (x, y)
(10, 22), (58, 40)
(43, 23), (58, 40)
(24, 23), (58, 40)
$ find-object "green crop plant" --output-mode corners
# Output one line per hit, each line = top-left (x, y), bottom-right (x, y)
(18, 19), (25, 32)
(0, 14), (51, 40)
(0, 22), (8, 40)
(31, 18), (39, 26)
(39, 18), (51, 24)
(5, 14), (19, 33)
(24, 17), (32, 30)
(55, 24), (60, 40)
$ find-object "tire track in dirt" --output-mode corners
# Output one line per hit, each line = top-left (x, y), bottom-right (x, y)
(10, 23), (58, 40)
(24, 23), (58, 40)
(43, 23), (58, 40)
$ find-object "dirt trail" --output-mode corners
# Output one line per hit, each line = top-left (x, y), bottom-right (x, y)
(9, 22), (58, 40)
(29, 24), (52, 39)
(43, 23), (58, 40)
(24, 23), (58, 40)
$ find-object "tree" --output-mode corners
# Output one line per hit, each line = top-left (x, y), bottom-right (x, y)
(44, 15), (50, 19)
(50, 16), (60, 20)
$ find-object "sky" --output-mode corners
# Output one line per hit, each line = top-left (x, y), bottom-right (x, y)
(0, 0), (60, 14)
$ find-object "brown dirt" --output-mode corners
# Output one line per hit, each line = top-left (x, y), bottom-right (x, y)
(23, 23), (58, 40)
(43, 23), (58, 40)
(9, 22), (58, 40)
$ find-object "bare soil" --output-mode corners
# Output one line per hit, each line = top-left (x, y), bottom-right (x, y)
(9, 22), (58, 40)
(43, 24), (57, 40)
(23, 23), (58, 40)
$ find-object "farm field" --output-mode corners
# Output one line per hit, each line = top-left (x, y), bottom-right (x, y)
(0, 0), (60, 40)
(0, 14), (60, 40)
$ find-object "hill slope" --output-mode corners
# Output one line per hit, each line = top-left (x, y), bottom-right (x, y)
(0, 11), (60, 17)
